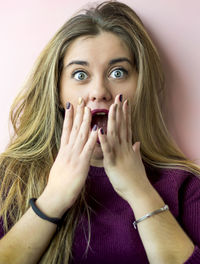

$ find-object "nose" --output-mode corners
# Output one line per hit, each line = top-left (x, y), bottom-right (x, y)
(89, 78), (112, 102)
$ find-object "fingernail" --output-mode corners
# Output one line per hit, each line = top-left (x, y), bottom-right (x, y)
(119, 94), (123, 102)
(78, 97), (83, 105)
(92, 124), (97, 131)
(66, 102), (70, 109)
(100, 128), (104, 134)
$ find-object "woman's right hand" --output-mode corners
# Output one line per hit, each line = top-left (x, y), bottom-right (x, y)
(37, 98), (98, 218)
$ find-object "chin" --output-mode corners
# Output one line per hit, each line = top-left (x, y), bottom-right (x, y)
(92, 143), (104, 159)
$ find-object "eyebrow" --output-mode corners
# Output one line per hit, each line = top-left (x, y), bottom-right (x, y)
(109, 57), (133, 66)
(65, 57), (133, 69)
(66, 60), (89, 68)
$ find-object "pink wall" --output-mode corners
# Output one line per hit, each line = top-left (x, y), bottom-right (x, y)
(0, 0), (200, 165)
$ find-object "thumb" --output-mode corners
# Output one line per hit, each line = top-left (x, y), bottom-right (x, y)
(132, 142), (141, 159)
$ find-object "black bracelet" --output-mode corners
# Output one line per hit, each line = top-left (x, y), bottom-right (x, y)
(29, 198), (62, 226)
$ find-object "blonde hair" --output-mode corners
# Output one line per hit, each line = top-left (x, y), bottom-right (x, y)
(0, 1), (200, 263)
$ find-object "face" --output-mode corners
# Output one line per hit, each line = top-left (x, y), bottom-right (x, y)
(59, 31), (138, 167)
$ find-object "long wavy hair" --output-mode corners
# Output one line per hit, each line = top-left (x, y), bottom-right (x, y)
(0, 1), (200, 263)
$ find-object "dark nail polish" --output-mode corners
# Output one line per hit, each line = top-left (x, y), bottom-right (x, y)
(100, 128), (104, 134)
(93, 124), (97, 131)
(119, 94), (123, 102)
(66, 102), (70, 109)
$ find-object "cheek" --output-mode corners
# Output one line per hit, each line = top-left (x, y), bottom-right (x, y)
(125, 80), (137, 98)
(59, 84), (77, 108)
(123, 89), (136, 102)
(59, 83), (67, 107)
(59, 76), (75, 106)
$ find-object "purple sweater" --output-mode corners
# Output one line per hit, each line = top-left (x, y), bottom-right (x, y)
(70, 163), (200, 264)
(1, 163), (200, 263)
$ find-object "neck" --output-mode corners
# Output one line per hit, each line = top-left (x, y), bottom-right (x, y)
(90, 158), (104, 168)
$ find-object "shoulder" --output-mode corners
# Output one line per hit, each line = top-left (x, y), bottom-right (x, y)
(144, 162), (200, 216)
(144, 161), (200, 189)
(158, 167), (200, 195)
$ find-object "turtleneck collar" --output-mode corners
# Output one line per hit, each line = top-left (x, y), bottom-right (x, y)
(89, 165), (107, 177)
(88, 160), (161, 182)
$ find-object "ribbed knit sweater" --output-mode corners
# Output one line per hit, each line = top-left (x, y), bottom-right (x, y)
(69, 163), (200, 264)
(0, 163), (200, 263)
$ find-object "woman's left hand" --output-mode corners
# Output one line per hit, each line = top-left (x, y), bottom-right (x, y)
(98, 94), (153, 203)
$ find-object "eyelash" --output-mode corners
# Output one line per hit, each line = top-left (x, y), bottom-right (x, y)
(71, 67), (129, 81)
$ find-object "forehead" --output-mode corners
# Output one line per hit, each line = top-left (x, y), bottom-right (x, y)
(63, 31), (132, 64)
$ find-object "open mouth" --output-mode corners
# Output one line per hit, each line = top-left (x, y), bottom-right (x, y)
(91, 110), (108, 134)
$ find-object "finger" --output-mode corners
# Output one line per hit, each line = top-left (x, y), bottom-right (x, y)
(117, 94), (129, 145)
(68, 97), (85, 144)
(116, 94), (123, 139)
(60, 102), (73, 146)
(107, 103), (118, 144)
(98, 127), (111, 157)
(74, 106), (92, 153)
(122, 99), (129, 143)
(132, 142), (141, 159)
(81, 125), (98, 160)
(127, 99), (132, 145)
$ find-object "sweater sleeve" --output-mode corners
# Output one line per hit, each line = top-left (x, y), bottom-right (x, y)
(178, 174), (200, 264)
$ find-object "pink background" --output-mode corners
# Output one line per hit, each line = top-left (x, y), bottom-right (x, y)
(0, 0), (200, 165)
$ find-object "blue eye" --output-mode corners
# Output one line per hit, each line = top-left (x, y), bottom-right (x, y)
(110, 68), (128, 79)
(73, 71), (88, 81)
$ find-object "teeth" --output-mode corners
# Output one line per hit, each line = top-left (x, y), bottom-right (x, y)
(96, 112), (106, 115)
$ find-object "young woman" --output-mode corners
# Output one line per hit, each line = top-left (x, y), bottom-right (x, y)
(0, 1), (200, 263)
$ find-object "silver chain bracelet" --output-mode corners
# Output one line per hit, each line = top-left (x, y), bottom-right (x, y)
(133, 204), (169, 229)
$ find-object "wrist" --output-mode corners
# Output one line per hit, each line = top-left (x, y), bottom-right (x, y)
(29, 198), (63, 226)
(127, 185), (165, 216)
(36, 192), (68, 219)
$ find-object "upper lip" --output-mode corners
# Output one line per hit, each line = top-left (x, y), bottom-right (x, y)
(91, 109), (109, 116)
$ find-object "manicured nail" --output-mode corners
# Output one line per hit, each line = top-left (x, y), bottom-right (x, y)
(78, 97), (83, 105)
(119, 94), (123, 102)
(100, 128), (104, 134)
(92, 124), (97, 131)
(66, 102), (70, 109)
